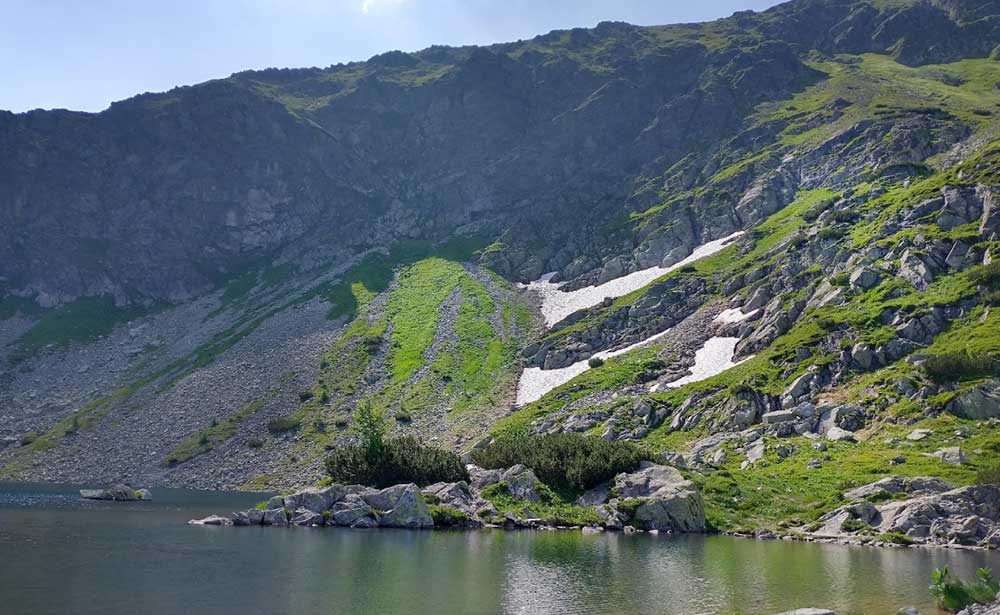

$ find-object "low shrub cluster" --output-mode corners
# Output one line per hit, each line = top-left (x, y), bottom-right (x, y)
(325, 401), (466, 488)
(325, 435), (467, 488)
(921, 352), (999, 384)
(471, 433), (650, 492)
(930, 567), (999, 612)
(266, 416), (301, 433)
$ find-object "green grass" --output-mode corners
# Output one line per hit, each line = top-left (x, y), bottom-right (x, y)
(164, 398), (268, 465)
(694, 414), (1000, 532)
(9, 296), (155, 362)
(480, 482), (601, 526)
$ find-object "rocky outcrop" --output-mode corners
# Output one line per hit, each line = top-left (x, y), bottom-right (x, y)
(605, 462), (706, 532)
(809, 478), (1000, 548)
(79, 484), (151, 501)
(948, 381), (1000, 420)
(219, 483), (434, 530)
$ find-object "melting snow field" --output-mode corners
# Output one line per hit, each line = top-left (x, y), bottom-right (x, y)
(527, 232), (744, 328)
(515, 328), (672, 406)
(713, 307), (759, 324)
(660, 336), (747, 390)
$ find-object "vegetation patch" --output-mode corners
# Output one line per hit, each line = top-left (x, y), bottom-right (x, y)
(471, 433), (650, 492)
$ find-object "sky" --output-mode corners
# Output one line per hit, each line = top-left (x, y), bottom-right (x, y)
(0, 0), (782, 114)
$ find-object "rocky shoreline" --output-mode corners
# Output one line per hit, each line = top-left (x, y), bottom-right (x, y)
(191, 461), (707, 533)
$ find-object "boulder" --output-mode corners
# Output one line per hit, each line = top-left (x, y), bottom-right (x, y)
(500, 465), (542, 503)
(283, 486), (349, 513)
(291, 508), (325, 526)
(948, 381), (1000, 420)
(907, 428), (933, 441)
(79, 484), (148, 501)
(930, 447), (965, 465)
(763, 410), (796, 424)
(362, 484), (433, 529)
(330, 496), (377, 527)
(613, 462), (706, 532)
(825, 427), (856, 442)
(188, 515), (232, 526)
(849, 267), (879, 290)
(231, 511), (252, 526)
(261, 508), (288, 526)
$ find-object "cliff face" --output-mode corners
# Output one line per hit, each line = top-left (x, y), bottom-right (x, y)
(2, 0), (995, 308)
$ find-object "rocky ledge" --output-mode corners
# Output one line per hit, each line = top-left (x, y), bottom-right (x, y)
(80, 484), (151, 501)
(190, 462), (706, 532)
(803, 476), (1000, 549)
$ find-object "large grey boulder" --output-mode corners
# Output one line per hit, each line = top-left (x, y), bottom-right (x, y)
(283, 485), (351, 513)
(261, 508), (288, 526)
(291, 508), (325, 526)
(948, 381), (1000, 420)
(330, 494), (377, 527)
(363, 484), (433, 529)
(188, 515), (232, 526)
(612, 462), (706, 532)
(501, 465), (542, 503)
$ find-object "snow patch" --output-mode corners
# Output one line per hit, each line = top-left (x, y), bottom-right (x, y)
(713, 308), (759, 324)
(661, 336), (748, 390)
(515, 328), (672, 407)
(527, 232), (744, 328)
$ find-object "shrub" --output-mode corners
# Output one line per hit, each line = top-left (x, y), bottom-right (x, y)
(587, 356), (605, 368)
(879, 531), (914, 545)
(267, 416), (301, 433)
(246, 437), (264, 449)
(428, 505), (468, 527)
(298, 390), (314, 402)
(334, 417), (349, 429)
(470, 433), (651, 492)
(312, 419), (326, 433)
(841, 518), (870, 532)
(930, 566), (999, 612)
(325, 435), (467, 488)
(830, 273), (850, 287)
(921, 352), (999, 384)
(395, 410), (412, 423)
(977, 465), (1000, 486)
(19, 432), (37, 446)
(969, 261), (1000, 290)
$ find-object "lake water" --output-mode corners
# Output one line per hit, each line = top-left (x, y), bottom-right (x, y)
(1, 482), (998, 615)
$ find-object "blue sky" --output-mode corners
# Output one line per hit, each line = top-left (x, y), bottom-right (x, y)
(1, 0), (782, 113)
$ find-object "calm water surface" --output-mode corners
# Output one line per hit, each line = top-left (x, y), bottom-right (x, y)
(1, 481), (997, 615)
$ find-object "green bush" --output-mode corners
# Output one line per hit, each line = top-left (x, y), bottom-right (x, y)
(969, 261), (1000, 290)
(841, 518), (870, 532)
(267, 416), (301, 433)
(879, 531), (914, 545)
(830, 273), (850, 287)
(246, 437), (264, 449)
(325, 435), (467, 488)
(921, 352), (999, 384)
(587, 356), (605, 368)
(470, 433), (651, 492)
(930, 566), (999, 612)
(429, 505), (468, 527)
(19, 432), (38, 446)
(977, 464), (1000, 486)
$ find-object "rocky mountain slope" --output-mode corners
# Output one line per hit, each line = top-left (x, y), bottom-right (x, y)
(1, 0), (999, 539)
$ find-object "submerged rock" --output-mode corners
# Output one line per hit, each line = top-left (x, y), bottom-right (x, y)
(79, 484), (150, 501)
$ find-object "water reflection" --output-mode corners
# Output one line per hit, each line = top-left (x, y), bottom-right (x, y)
(1, 483), (998, 615)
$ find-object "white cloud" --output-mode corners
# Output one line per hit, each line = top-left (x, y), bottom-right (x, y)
(360, 0), (408, 14)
